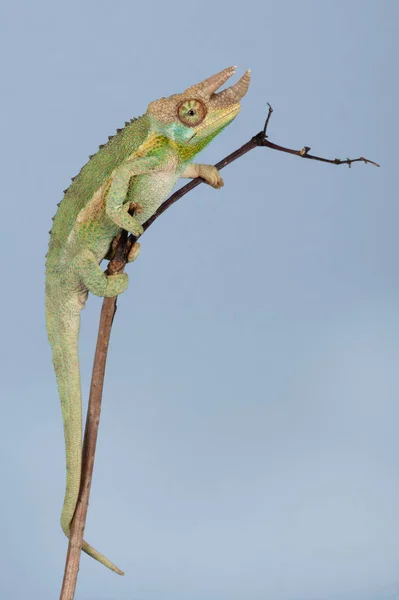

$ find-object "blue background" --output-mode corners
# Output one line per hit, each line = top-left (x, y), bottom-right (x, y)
(0, 1), (397, 598)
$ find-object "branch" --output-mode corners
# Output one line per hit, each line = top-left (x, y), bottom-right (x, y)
(61, 105), (379, 598)
(59, 237), (129, 600)
(252, 103), (380, 168)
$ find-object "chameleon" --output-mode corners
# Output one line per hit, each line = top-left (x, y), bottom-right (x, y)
(45, 66), (250, 575)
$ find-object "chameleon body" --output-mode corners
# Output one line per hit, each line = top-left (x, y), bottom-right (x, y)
(45, 66), (250, 574)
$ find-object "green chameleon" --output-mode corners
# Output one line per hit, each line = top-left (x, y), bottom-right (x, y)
(45, 66), (250, 575)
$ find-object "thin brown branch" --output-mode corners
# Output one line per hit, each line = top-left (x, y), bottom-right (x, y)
(62, 105), (379, 598)
(262, 102), (273, 136)
(253, 103), (380, 167)
(59, 236), (130, 600)
(256, 135), (381, 168)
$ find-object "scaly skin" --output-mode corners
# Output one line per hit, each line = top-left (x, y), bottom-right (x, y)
(45, 66), (250, 574)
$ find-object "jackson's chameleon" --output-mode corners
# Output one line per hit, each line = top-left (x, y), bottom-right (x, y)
(45, 66), (250, 574)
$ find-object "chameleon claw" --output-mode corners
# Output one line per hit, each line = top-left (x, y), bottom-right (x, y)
(128, 201), (143, 214)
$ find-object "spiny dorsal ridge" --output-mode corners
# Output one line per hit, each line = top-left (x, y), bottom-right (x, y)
(125, 121), (129, 126)
(117, 128), (122, 133)
(99, 144), (105, 149)
(63, 189), (68, 194)
(71, 176), (76, 181)
(89, 154), (94, 159)
(57, 201), (61, 206)
(108, 135), (114, 141)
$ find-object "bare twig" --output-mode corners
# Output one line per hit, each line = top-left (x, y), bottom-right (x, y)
(59, 235), (130, 600)
(255, 134), (380, 168)
(262, 102), (273, 136)
(253, 104), (380, 167)
(61, 106), (379, 598)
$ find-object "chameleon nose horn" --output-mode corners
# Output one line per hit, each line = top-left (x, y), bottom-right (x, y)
(213, 69), (251, 103)
(186, 66), (238, 98)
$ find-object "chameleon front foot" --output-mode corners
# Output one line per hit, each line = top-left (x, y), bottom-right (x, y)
(181, 163), (224, 189)
(198, 164), (224, 189)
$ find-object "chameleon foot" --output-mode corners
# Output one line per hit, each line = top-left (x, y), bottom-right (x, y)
(128, 201), (143, 214)
(198, 165), (224, 189)
(127, 241), (141, 263)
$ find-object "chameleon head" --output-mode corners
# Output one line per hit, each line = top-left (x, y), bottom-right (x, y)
(146, 66), (251, 145)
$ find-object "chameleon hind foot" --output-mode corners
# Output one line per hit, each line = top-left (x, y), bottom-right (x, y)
(78, 249), (129, 297)
(127, 241), (140, 263)
(104, 237), (140, 264)
(128, 200), (143, 214)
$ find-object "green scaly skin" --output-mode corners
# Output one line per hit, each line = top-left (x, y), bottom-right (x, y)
(45, 66), (250, 575)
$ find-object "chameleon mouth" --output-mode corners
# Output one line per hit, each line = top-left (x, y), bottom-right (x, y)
(189, 106), (240, 141)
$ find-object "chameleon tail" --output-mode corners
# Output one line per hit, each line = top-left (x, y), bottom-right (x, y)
(45, 295), (124, 575)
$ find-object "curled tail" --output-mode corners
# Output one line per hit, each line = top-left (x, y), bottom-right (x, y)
(45, 292), (124, 575)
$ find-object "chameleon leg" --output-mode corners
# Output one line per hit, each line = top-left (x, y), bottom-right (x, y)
(106, 171), (145, 237)
(105, 155), (163, 235)
(77, 249), (129, 297)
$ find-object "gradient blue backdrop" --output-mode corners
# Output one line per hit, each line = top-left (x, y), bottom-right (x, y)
(0, 1), (397, 599)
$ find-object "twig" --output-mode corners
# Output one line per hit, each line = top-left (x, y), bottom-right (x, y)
(59, 236), (130, 600)
(262, 102), (273, 136)
(253, 103), (380, 167)
(61, 105), (379, 598)
(256, 135), (380, 168)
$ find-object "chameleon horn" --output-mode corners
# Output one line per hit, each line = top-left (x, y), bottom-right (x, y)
(213, 69), (251, 103)
(186, 66), (237, 98)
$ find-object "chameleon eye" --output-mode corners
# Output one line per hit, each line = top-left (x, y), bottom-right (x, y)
(177, 99), (206, 126)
